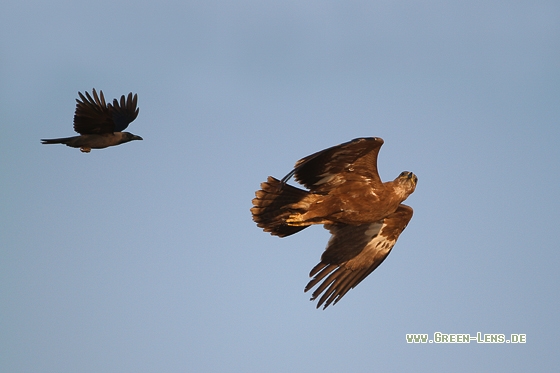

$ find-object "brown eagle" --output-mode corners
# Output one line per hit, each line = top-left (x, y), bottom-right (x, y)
(251, 137), (417, 309)
(41, 88), (141, 152)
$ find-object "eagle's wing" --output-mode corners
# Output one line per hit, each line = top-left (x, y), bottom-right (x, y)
(108, 92), (139, 132)
(282, 137), (384, 194)
(73, 89), (114, 135)
(305, 204), (413, 309)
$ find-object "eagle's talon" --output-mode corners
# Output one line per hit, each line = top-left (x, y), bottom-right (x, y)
(286, 214), (304, 225)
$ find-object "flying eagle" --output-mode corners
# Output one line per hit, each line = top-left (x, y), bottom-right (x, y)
(41, 89), (142, 152)
(251, 137), (417, 309)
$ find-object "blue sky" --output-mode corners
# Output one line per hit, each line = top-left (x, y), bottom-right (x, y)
(1, 0), (559, 371)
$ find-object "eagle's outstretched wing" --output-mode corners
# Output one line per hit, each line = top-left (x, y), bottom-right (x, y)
(73, 89), (138, 135)
(282, 137), (384, 194)
(305, 204), (413, 309)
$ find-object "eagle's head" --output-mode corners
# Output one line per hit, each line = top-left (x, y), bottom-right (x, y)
(394, 171), (417, 199)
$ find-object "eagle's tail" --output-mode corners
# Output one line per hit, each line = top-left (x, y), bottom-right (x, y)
(251, 176), (310, 237)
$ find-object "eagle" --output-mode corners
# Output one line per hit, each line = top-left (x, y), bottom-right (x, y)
(251, 137), (417, 309)
(41, 88), (142, 152)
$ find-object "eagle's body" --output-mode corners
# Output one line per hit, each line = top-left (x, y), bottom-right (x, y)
(287, 177), (414, 226)
(41, 89), (141, 152)
(251, 137), (417, 309)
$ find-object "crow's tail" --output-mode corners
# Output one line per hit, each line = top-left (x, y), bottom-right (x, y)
(41, 136), (75, 145)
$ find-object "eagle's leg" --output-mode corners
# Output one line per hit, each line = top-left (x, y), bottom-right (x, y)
(80, 147), (91, 153)
(285, 213), (305, 225)
(285, 212), (333, 226)
(286, 196), (337, 226)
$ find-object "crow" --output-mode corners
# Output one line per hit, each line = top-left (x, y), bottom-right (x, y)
(41, 89), (141, 152)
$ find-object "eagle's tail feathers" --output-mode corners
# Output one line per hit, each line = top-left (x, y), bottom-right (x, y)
(251, 176), (310, 237)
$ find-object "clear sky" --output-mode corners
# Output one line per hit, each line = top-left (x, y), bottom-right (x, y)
(1, 1), (559, 371)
